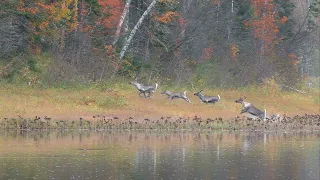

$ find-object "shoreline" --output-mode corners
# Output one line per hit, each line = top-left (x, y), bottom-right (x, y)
(1, 114), (319, 131)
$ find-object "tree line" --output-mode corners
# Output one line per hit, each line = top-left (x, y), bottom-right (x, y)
(0, 0), (319, 88)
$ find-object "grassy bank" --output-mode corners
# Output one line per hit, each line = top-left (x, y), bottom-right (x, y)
(0, 81), (319, 121)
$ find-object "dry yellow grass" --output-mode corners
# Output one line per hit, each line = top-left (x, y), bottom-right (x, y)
(0, 84), (319, 121)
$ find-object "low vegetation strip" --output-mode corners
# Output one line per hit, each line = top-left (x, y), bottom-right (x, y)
(0, 82), (319, 120)
(0, 114), (319, 131)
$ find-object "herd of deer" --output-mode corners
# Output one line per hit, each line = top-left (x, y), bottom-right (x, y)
(130, 81), (271, 120)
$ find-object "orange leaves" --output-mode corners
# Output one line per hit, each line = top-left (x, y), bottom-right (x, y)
(203, 48), (213, 60)
(288, 53), (297, 59)
(252, 0), (274, 16)
(202, 42), (214, 61)
(280, 16), (288, 24)
(230, 43), (239, 61)
(154, 11), (179, 23)
(211, 0), (221, 5)
(288, 53), (299, 68)
(247, 0), (280, 54)
(17, 0), (39, 15)
(39, 21), (49, 30)
(291, 60), (298, 67)
(105, 45), (121, 70)
(98, 0), (121, 7)
(243, 20), (249, 29)
(19, 0), (79, 31)
(97, 0), (122, 29)
(178, 17), (188, 26)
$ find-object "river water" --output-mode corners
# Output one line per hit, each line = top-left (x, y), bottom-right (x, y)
(0, 130), (319, 180)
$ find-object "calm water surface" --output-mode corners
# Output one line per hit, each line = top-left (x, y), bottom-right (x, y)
(0, 130), (319, 180)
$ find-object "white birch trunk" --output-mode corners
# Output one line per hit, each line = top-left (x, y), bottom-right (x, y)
(123, 12), (129, 42)
(231, 0), (234, 13)
(119, 0), (158, 60)
(112, 0), (132, 46)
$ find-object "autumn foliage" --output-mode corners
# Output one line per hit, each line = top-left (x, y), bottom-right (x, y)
(154, 11), (179, 23)
(246, 0), (285, 54)
(230, 43), (239, 61)
(97, 0), (123, 29)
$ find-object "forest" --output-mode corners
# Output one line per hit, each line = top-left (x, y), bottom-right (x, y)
(0, 0), (319, 89)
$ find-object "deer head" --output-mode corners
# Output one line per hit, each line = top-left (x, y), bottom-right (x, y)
(194, 90), (203, 96)
(235, 96), (246, 103)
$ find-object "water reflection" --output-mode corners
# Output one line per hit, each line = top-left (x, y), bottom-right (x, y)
(0, 130), (319, 180)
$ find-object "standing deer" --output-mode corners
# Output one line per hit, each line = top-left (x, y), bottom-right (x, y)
(161, 90), (191, 103)
(194, 90), (220, 104)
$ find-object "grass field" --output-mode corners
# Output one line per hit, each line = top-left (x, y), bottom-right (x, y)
(0, 82), (319, 121)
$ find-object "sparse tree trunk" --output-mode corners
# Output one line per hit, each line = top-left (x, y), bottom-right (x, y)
(60, 28), (65, 53)
(112, 0), (132, 46)
(119, 0), (158, 60)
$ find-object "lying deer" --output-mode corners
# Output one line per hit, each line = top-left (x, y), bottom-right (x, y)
(130, 81), (158, 98)
(161, 90), (191, 103)
(194, 90), (220, 104)
(235, 97), (266, 120)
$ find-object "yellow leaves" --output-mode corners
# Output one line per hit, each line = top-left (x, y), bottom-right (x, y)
(19, 0), (79, 32)
(54, 0), (75, 22)
(230, 43), (239, 61)
(104, 45), (115, 56)
(154, 11), (179, 23)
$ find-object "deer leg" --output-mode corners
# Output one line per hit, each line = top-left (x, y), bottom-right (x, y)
(143, 92), (148, 98)
(240, 108), (248, 114)
(184, 98), (190, 103)
(138, 91), (144, 97)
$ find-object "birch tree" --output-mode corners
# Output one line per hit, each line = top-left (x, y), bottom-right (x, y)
(112, 0), (132, 46)
(119, 0), (158, 60)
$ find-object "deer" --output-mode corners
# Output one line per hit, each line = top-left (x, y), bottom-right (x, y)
(194, 90), (220, 104)
(161, 90), (191, 103)
(235, 97), (266, 120)
(129, 81), (158, 98)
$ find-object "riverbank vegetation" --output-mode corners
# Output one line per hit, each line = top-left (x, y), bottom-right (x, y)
(0, 0), (319, 121)
(0, 79), (319, 120)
